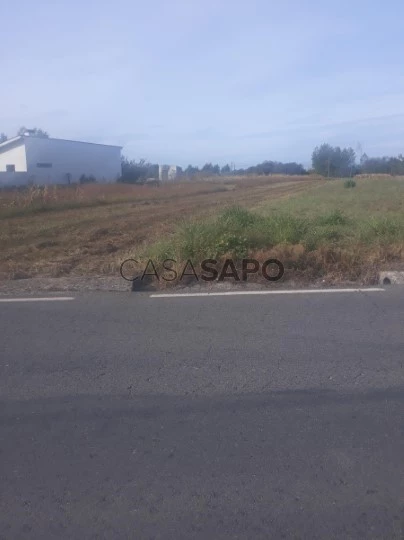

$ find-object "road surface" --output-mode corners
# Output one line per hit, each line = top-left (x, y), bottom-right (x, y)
(1, 288), (403, 539)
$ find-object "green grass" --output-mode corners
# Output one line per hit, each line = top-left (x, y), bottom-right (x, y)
(137, 177), (404, 283)
(142, 208), (309, 261)
(256, 176), (404, 220)
(143, 203), (404, 262)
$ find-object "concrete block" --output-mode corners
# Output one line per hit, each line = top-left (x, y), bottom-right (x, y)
(379, 271), (404, 285)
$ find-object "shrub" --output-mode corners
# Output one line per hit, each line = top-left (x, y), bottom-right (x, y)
(344, 179), (356, 188)
(218, 206), (259, 229)
(262, 214), (308, 245)
(79, 174), (97, 184)
(360, 217), (403, 243)
(315, 209), (348, 226)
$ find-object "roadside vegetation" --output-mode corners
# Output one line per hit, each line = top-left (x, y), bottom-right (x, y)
(0, 175), (318, 280)
(135, 176), (404, 285)
(0, 175), (403, 284)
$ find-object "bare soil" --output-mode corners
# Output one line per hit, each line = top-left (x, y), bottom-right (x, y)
(0, 176), (321, 287)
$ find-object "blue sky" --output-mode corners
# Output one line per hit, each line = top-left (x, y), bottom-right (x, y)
(2, 0), (404, 167)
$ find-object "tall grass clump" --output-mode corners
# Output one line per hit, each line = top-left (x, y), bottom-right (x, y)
(142, 205), (400, 262)
(178, 207), (310, 259)
(140, 206), (310, 262)
(315, 209), (349, 226)
(359, 217), (404, 244)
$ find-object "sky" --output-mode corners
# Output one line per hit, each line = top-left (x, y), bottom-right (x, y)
(1, 0), (404, 168)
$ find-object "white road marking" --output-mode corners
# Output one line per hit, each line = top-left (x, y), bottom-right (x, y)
(0, 297), (75, 303)
(150, 288), (384, 298)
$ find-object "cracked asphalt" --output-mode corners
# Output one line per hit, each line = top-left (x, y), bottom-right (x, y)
(1, 288), (404, 539)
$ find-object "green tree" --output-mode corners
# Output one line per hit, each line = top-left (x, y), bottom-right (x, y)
(201, 163), (213, 174)
(312, 144), (335, 177)
(212, 164), (220, 175)
(184, 165), (200, 177)
(358, 154), (404, 175)
(312, 143), (356, 177)
(201, 163), (220, 176)
(119, 156), (157, 183)
(18, 126), (49, 138)
(340, 147), (356, 176)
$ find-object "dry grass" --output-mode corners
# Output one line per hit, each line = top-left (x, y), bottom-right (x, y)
(0, 175), (312, 217)
(0, 175), (321, 280)
(127, 176), (404, 286)
(0, 181), (229, 217)
(4, 174), (401, 285)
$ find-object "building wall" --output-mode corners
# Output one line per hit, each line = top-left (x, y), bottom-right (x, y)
(159, 164), (181, 182)
(0, 143), (27, 172)
(24, 138), (122, 185)
(168, 166), (178, 181)
(159, 165), (169, 182)
(0, 172), (28, 186)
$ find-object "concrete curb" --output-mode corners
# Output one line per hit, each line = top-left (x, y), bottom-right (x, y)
(379, 271), (404, 285)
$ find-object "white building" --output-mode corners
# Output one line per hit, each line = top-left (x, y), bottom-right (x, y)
(158, 164), (170, 182)
(158, 164), (182, 182)
(0, 134), (122, 186)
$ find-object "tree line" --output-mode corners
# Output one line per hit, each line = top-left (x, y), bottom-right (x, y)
(0, 127), (49, 142)
(2, 127), (404, 179)
(120, 158), (307, 183)
(121, 144), (404, 183)
(311, 143), (404, 177)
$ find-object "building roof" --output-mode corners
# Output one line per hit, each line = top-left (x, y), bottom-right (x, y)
(0, 136), (22, 152)
(0, 135), (122, 153)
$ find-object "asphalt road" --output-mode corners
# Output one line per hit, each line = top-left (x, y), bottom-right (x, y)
(1, 288), (404, 539)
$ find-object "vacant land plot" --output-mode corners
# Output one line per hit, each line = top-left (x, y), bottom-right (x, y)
(256, 176), (404, 282)
(1, 175), (403, 285)
(132, 176), (404, 285)
(0, 175), (320, 280)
